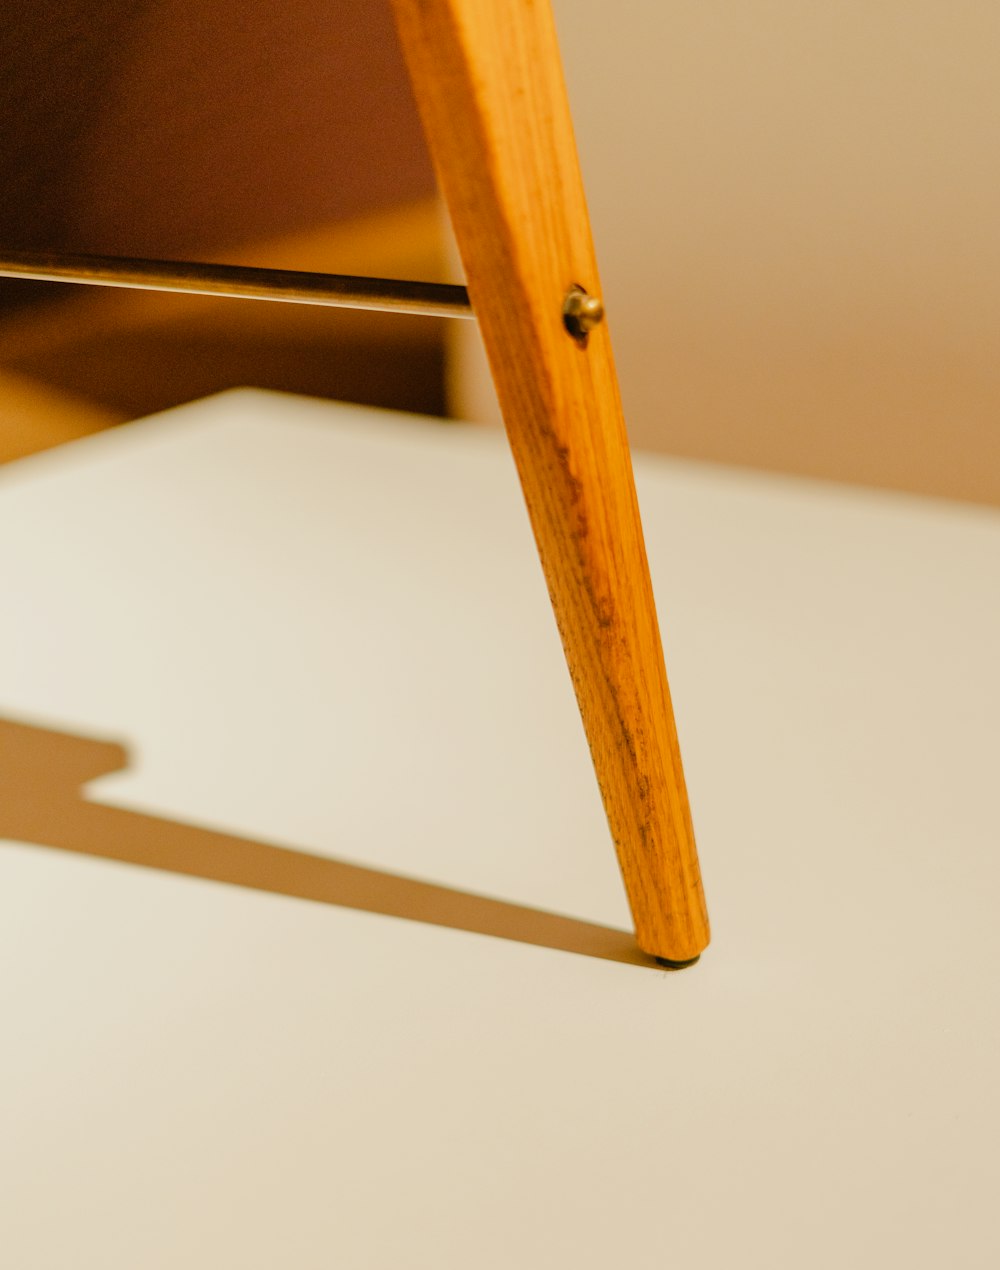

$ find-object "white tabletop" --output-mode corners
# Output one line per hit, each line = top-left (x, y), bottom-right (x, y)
(2, 390), (998, 1268)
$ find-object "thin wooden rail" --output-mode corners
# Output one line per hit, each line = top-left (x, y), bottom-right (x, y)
(0, 250), (472, 320)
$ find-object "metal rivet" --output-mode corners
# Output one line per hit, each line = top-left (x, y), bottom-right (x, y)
(563, 286), (605, 340)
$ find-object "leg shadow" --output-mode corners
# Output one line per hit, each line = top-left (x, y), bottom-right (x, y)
(0, 714), (656, 968)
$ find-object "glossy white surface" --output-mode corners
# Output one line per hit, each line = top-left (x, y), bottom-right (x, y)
(2, 391), (998, 1268)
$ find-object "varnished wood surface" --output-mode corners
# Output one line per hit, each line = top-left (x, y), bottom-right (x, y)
(392, 0), (709, 960)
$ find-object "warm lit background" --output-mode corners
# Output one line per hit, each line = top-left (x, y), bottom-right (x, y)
(3, 0), (998, 504)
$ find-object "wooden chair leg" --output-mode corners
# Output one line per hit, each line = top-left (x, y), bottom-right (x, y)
(392, 0), (709, 963)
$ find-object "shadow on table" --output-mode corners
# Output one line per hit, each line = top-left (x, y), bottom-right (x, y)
(0, 714), (656, 969)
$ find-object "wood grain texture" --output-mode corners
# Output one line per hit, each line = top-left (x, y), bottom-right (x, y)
(392, 0), (710, 961)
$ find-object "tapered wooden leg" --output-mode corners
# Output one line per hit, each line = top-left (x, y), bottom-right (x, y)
(392, 0), (709, 963)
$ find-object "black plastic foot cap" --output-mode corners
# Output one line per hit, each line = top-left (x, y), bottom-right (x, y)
(654, 954), (701, 970)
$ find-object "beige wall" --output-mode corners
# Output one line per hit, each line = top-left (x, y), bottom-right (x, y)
(451, 1), (1000, 504)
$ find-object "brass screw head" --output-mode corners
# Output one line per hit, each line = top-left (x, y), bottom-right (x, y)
(563, 286), (605, 340)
